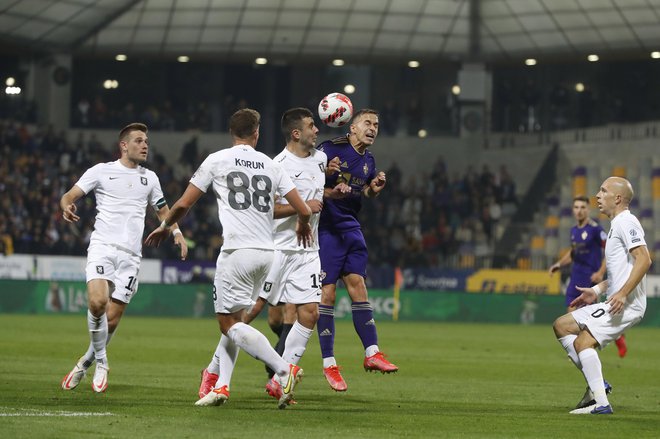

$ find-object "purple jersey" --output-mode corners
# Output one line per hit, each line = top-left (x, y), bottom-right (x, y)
(570, 219), (606, 276)
(317, 136), (376, 232)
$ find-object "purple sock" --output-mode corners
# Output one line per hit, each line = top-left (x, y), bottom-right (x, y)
(317, 305), (335, 359)
(352, 302), (378, 349)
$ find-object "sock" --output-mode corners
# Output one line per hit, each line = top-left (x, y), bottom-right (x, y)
(282, 321), (313, 365)
(270, 323), (283, 337)
(578, 348), (609, 406)
(558, 335), (581, 369)
(81, 331), (115, 369)
(87, 310), (108, 365)
(215, 335), (239, 389)
(267, 323), (293, 378)
(352, 302), (378, 355)
(227, 322), (288, 376)
(317, 305), (335, 359)
(323, 357), (337, 369)
(206, 338), (223, 375)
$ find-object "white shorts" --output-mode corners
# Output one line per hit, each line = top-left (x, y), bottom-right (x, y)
(86, 243), (141, 304)
(571, 302), (644, 348)
(259, 250), (322, 305)
(213, 248), (273, 314)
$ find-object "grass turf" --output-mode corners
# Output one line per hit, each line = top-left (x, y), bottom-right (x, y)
(1, 314), (659, 438)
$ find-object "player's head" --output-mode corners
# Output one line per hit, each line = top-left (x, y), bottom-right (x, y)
(118, 122), (148, 164)
(349, 109), (379, 147)
(281, 107), (318, 149)
(572, 195), (590, 223)
(230, 108), (261, 145)
(596, 176), (634, 218)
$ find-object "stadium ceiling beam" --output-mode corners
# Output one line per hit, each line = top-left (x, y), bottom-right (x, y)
(70, 0), (144, 51)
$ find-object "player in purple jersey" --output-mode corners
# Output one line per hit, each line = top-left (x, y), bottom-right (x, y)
(549, 195), (627, 357)
(315, 109), (398, 392)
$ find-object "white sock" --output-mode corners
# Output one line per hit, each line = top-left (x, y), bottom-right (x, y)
(206, 339), (222, 375)
(558, 335), (581, 369)
(227, 322), (288, 376)
(323, 357), (337, 369)
(282, 321), (313, 365)
(215, 335), (239, 389)
(81, 331), (115, 369)
(87, 310), (108, 365)
(578, 348), (609, 406)
(365, 345), (379, 358)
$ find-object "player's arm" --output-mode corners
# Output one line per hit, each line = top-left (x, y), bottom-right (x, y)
(60, 185), (86, 223)
(155, 205), (188, 260)
(363, 171), (386, 198)
(571, 279), (609, 309)
(145, 183), (204, 248)
(606, 245), (651, 314)
(273, 199), (323, 219)
(548, 249), (573, 275)
(283, 188), (312, 247)
(323, 183), (351, 199)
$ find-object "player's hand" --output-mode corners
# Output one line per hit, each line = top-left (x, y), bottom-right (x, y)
(296, 219), (313, 248)
(62, 203), (80, 223)
(590, 271), (604, 283)
(144, 226), (170, 248)
(570, 286), (598, 308)
(307, 199), (323, 214)
(173, 232), (188, 260)
(548, 262), (560, 276)
(326, 157), (341, 175)
(328, 183), (352, 199)
(605, 292), (626, 315)
(369, 171), (387, 195)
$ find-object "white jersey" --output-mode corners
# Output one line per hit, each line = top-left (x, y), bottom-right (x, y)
(605, 209), (647, 312)
(75, 160), (165, 256)
(272, 148), (326, 251)
(190, 144), (295, 251)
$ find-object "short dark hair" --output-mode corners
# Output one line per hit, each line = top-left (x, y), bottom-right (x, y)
(281, 107), (314, 142)
(573, 195), (590, 204)
(119, 122), (147, 142)
(352, 108), (379, 123)
(229, 108), (260, 139)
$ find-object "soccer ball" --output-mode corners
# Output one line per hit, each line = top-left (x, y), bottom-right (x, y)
(318, 92), (353, 127)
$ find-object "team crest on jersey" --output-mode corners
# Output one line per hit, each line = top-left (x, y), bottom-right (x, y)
(318, 163), (326, 173)
(363, 163), (369, 175)
(263, 282), (272, 292)
(341, 161), (348, 168)
(141, 177), (148, 186)
(319, 270), (326, 281)
(581, 231), (588, 240)
(96, 266), (104, 274)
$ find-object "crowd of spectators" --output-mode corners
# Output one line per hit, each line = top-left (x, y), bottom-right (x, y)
(0, 120), (519, 269)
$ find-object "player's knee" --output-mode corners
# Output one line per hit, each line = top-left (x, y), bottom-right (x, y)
(552, 315), (570, 338)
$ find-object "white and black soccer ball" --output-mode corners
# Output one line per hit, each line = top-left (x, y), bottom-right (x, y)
(318, 92), (353, 127)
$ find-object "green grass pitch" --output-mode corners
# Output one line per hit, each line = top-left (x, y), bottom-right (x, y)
(1, 314), (659, 438)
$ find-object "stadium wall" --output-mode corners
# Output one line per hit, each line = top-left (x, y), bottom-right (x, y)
(2, 280), (659, 327)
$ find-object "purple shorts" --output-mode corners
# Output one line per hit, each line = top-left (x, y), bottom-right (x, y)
(566, 272), (594, 306)
(318, 229), (368, 285)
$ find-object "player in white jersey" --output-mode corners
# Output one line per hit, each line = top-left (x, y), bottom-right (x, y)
(60, 123), (188, 393)
(553, 177), (651, 415)
(145, 109), (312, 409)
(197, 108), (342, 401)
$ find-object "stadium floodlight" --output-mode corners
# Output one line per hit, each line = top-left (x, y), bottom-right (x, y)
(255, 57), (268, 65)
(408, 60), (420, 68)
(451, 85), (461, 95)
(177, 55), (190, 63)
(332, 59), (345, 66)
(651, 51), (660, 59)
(343, 84), (356, 94)
(525, 58), (537, 66)
(5, 77), (15, 86)
(587, 54), (599, 62)
(115, 54), (127, 61)
(575, 82), (585, 92)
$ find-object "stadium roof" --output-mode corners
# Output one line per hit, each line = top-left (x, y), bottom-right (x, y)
(1, 0), (660, 63)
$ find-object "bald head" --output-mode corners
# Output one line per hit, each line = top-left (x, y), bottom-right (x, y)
(597, 176), (634, 218)
(604, 176), (634, 205)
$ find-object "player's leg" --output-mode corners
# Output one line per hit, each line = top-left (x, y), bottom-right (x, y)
(570, 328), (611, 414)
(343, 230), (398, 374)
(275, 303), (296, 358)
(86, 278), (111, 392)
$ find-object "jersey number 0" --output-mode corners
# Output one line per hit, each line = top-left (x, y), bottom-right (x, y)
(227, 171), (272, 212)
